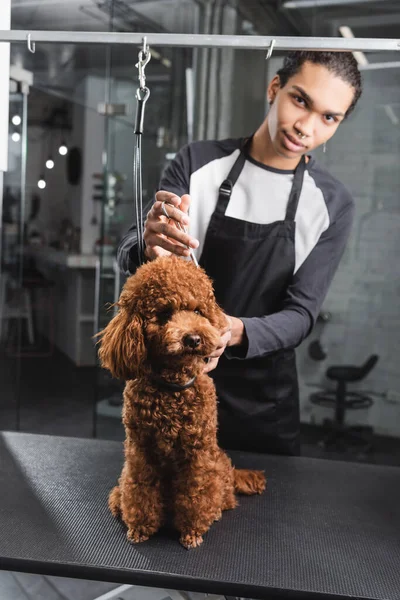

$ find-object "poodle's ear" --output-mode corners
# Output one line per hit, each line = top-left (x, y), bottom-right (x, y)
(97, 308), (146, 380)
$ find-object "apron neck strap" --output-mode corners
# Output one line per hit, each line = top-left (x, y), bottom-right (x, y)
(217, 139), (307, 220)
(284, 154), (307, 222)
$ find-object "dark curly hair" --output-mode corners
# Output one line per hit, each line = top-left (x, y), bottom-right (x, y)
(276, 51), (363, 118)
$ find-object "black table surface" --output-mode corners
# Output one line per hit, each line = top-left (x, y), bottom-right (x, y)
(0, 431), (399, 600)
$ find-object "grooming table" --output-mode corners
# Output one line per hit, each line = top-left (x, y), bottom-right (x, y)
(0, 432), (399, 600)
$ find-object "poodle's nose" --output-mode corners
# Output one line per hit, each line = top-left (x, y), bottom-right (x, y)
(184, 334), (201, 349)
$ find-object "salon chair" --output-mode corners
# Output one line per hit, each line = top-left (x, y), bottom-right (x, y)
(310, 354), (379, 455)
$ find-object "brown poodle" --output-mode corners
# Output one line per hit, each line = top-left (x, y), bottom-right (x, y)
(98, 255), (266, 549)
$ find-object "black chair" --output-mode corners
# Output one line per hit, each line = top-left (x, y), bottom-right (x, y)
(310, 355), (379, 454)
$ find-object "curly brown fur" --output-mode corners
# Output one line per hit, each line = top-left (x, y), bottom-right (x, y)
(98, 255), (266, 549)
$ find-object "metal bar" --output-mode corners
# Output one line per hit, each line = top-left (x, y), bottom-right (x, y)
(0, 30), (399, 52)
(283, 0), (394, 7)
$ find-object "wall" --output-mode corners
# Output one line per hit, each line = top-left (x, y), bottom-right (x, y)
(77, 75), (105, 255)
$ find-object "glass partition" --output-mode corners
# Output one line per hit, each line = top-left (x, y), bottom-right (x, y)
(0, 87), (26, 431)
(296, 69), (400, 460)
(94, 43), (192, 440)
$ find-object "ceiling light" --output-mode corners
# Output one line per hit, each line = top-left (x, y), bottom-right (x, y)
(38, 176), (46, 189)
(58, 141), (68, 156)
(46, 157), (55, 169)
(12, 115), (21, 126)
(11, 132), (21, 142)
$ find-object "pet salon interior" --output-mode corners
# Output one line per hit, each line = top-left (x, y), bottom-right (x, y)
(1, 1), (400, 600)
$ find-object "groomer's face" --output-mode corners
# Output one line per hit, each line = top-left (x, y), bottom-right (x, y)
(267, 61), (355, 158)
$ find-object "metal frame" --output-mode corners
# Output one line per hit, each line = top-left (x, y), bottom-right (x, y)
(0, 30), (399, 52)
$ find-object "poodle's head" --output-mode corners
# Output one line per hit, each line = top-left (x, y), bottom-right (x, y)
(97, 256), (227, 380)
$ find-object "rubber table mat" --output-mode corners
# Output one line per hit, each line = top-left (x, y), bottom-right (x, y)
(0, 431), (399, 600)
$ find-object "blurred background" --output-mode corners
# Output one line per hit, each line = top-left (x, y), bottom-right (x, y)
(1, 0), (400, 464)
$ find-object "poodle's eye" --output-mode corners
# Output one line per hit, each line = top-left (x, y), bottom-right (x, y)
(194, 309), (202, 316)
(157, 308), (173, 324)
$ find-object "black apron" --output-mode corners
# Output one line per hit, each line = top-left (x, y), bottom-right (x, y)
(199, 141), (306, 456)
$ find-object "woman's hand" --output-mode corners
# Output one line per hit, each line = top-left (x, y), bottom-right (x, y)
(143, 191), (199, 260)
(203, 316), (245, 373)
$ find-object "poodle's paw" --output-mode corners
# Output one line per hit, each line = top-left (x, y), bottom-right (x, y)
(127, 526), (151, 544)
(234, 469), (267, 495)
(250, 470), (267, 494)
(214, 508), (222, 522)
(108, 486), (121, 517)
(180, 532), (204, 549)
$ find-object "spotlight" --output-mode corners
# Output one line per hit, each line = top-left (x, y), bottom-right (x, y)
(38, 176), (46, 189)
(12, 115), (21, 126)
(58, 141), (68, 156)
(11, 132), (20, 142)
(46, 157), (55, 169)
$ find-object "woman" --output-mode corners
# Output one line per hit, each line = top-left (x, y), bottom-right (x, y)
(117, 51), (362, 456)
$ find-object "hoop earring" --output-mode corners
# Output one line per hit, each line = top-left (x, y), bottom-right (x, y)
(323, 142), (327, 154)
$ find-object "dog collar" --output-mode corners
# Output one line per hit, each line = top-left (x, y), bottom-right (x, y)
(151, 375), (196, 391)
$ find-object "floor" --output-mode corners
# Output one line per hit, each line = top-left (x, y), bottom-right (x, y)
(1, 573), (223, 600)
(1, 344), (400, 599)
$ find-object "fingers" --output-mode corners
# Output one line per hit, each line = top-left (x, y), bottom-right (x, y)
(154, 191), (190, 225)
(144, 244), (181, 260)
(180, 194), (191, 214)
(205, 328), (232, 367)
(203, 357), (219, 374)
(221, 316), (232, 335)
(144, 220), (198, 251)
(144, 191), (199, 258)
(144, 233), (192, 258)
(218, 329), (232, 349)
(155, 190), (184, 207)
(156, 202), (190, 228)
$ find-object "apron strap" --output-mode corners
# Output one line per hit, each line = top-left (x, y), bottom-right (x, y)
(284, 154), (306, 222)
(217, 141), (307, 222)
(216, 138), (251, 215)
(216, 152), (246, 215)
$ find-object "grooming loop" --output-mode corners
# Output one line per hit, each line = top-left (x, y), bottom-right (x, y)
(136, 36), (151, 91)
(133, 37), (152, 265)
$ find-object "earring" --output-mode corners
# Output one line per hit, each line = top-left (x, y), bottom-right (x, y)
(323, 142), (327, 153)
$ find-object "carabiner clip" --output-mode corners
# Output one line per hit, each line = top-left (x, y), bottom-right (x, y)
(136, 37), (152, 90)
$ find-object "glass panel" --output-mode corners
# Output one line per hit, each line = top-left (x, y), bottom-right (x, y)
(0, 88), (25, 431)
(94, 41), (192, 439)
(297, 69), (400, 460)
(1, 42), (116, 438)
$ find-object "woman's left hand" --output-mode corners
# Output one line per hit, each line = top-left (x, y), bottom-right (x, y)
(203, 316), (244, 373)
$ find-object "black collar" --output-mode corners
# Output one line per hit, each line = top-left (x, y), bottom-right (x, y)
(151, 375), (196, 392)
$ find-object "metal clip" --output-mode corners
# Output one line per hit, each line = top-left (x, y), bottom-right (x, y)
(266, 39), (276, 60)
(135, 36), (151, 90)
(27, 33), (35, 54)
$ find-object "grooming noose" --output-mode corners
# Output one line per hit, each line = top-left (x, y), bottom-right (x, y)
(133, 38), (198, 268)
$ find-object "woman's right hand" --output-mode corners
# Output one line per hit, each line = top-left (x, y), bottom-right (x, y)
(143, 191), (199, 260)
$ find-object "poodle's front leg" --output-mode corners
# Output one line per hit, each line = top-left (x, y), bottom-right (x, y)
(173, 456), (224, 549)
(117, 454), (164, 544)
